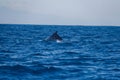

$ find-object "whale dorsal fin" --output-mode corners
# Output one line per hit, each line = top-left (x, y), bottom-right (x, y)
(46, 31), (62, 41)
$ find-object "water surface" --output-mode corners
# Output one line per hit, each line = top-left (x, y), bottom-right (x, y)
(0, 24), (120, 80)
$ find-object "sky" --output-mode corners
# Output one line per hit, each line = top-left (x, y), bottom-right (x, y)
(0, 0), (120, 26)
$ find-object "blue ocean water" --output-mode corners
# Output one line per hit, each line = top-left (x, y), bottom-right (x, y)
(0, 24), (120, 80)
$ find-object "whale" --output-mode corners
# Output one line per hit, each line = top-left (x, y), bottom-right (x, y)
(45, 31), (62, 42)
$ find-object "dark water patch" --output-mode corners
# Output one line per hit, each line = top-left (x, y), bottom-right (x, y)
(0, 65), (32, 75)
(100, 40), (119, 45)
(0, 64), (62, 76)
(0, 50), (15, 53)
(63, 51), (79, 55)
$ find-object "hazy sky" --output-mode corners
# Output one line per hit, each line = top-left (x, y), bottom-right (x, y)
(0, 0), (120, 26)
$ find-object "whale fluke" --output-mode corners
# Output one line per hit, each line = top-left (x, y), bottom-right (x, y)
(45, 31), (62, 41)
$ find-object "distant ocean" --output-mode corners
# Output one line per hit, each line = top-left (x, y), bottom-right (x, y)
(0, 24), (120, 80)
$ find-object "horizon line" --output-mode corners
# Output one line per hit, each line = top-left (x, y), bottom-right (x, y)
(0, 23), (120, 27)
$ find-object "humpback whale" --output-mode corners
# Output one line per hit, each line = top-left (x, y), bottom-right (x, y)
(45, 31), (62, 42)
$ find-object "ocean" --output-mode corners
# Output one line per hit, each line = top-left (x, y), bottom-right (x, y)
(0, 24), (120, 80)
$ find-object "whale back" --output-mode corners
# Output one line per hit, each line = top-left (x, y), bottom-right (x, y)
(46, 31), (62, 41)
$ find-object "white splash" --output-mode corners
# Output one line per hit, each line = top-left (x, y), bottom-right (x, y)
(56, 40), (62, 43)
